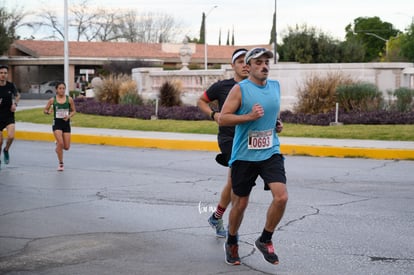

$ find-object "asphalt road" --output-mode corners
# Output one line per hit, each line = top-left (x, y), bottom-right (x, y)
(0, 140), (413, 275)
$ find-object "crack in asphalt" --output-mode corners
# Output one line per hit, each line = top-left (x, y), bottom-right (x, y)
(278, 205), (320, 231)
(322, 197), (373, 207)
(352, 254), (414, 263)
(369, 256), (411, 262)
(0, 199), (97, 217)
(95, 191), (202, 206)
(370, 159), (400, 170)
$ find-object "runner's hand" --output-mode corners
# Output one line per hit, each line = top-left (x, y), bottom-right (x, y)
(250, 103), (264, 120)
(276, 119), (283, 133)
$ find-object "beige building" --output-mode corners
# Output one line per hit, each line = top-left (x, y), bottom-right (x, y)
(1, 40), (261, 93)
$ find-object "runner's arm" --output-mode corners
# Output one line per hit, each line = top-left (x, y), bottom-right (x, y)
(197, 92), (217, 121)
(43, 98), (53, 115)
(218, 84), (263, 126)
(68, 97), (76, 118)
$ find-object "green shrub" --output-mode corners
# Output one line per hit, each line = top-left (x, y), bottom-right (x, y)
(336, 83), (383, 112)
(69, 90), (81, 98)
(120, 93), (143, 105)
(294, 72), (354, 114)
(188, 63), (201, 70)
(393, 87), (414, 112)
(159, 79), (183, 107)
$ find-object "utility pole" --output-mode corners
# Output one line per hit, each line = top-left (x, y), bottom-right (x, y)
(64, 0), (69, 95)
(204, 5), (218, 70)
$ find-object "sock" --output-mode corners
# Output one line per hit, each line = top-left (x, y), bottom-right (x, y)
(227, 234), (238, 245)
(259, 229), (273, 243)
(214, 205), (226, 219)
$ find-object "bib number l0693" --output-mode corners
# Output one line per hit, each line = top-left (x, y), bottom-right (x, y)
(248, 129), (273, 150)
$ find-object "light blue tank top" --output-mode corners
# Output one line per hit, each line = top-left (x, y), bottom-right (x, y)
(229, 79), (281, 166)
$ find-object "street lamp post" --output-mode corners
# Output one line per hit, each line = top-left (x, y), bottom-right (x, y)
(204, 5), (218, 70)
(64, 0), (69, 95)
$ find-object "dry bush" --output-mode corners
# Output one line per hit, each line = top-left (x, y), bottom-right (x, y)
(118, 79), (143, 105)
(119, 79), (137, 97)
(95, 74), (138, 104)
(159, 79), (183, 107)
(294, 72), (354, 114)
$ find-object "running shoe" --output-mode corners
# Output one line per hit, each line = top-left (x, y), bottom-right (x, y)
(254, 238), (279, 265)
(224, 242), (241, 265)
(57, 163), (64, 171)
(208, 214), (226, 238)
(3, 149), (9, 164)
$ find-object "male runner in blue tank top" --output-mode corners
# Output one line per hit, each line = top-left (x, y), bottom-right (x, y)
(219, 48), (287, 266)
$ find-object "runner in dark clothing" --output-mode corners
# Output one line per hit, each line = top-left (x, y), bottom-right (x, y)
(197, 48), (249, 237)
(0, 65), (20, 168)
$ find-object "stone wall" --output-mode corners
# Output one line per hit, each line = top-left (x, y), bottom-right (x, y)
(132, 62), (414, 110)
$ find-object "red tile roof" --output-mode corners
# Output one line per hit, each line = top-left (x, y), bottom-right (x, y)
(11, 40), (269, 63)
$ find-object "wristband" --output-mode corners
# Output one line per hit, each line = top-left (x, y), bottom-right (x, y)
(210, 110), (216, 120)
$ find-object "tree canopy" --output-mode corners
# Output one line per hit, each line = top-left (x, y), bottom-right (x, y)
(0, 6), (27, 54)
(345, 16), (400, 61)
(277, 16), (412, 63)
(399, 23), (414, 62)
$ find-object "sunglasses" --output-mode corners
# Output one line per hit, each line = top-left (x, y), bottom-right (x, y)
(245, 48), (270, 64)
(247, 48), (268, 57)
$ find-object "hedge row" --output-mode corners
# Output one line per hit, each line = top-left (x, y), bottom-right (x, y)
(74, 98), (414, 125)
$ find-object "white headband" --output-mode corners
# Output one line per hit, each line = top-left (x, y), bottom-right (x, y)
(232, 50), (248, 64)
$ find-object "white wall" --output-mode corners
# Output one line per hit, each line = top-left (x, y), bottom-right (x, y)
(132, 62), (414, 110)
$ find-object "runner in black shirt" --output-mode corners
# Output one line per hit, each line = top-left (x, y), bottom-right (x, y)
(197, 48), (249, 237)
(0, 65), (20, 168)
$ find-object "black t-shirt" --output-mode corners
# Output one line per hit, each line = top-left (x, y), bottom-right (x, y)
(205, 78), (237, 144)
(0, 82), (18, 119)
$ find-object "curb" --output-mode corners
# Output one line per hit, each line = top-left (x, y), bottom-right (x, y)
(15, 131), (414, 160)
(281, 144), (414, 160)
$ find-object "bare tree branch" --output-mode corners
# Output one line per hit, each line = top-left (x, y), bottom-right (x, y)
(26, 1), (184, 43)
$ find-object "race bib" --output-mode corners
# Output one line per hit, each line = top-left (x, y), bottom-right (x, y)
(56, 108), (69, 119)
(248, 129), (273, 150)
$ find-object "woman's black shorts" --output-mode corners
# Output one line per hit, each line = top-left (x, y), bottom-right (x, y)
(52, 119), (71, 133)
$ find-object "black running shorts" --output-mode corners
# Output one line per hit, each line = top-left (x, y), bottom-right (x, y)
(216, 140), (232, 167)
(52, 119), (71, 133)
(0, 117), (15, 131)
(231, 154), (286, 197)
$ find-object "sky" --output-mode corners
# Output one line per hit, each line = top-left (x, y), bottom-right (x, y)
(3, 0), (414, 45)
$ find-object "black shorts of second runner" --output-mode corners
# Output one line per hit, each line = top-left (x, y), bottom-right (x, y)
(231, 154), (286, 197)
(0, 117), (15, 131)
(216, 140), (233, 167)
(52, 119), (71, 133)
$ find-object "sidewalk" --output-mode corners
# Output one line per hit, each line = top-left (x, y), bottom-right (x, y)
(15, 122), (414, 160)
